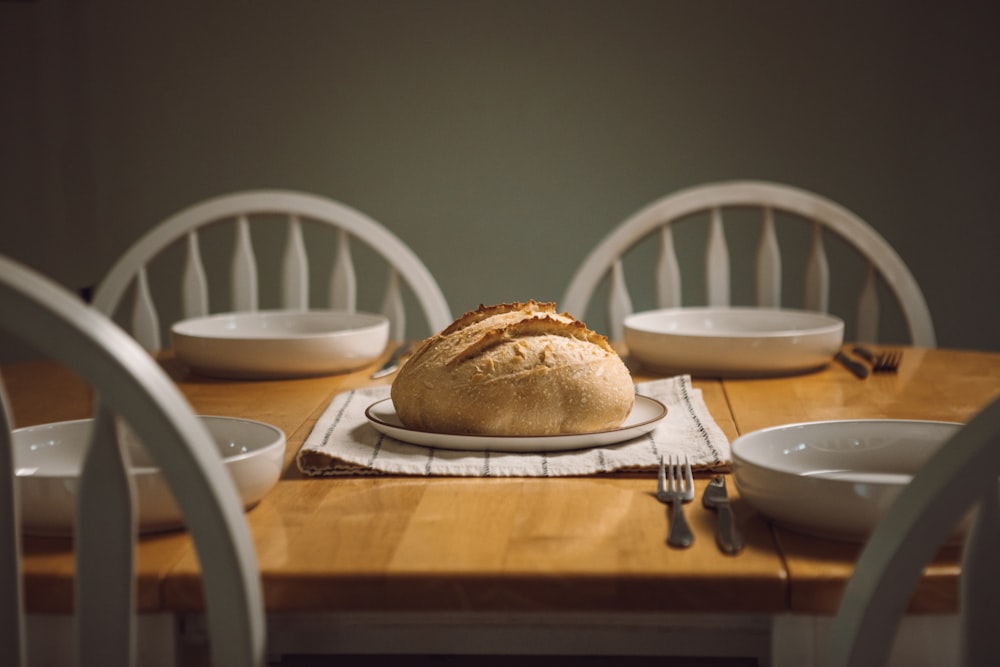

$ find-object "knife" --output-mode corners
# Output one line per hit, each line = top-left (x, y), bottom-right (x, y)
(851, 345), (877, 364)
(702, 474), (745, 555)
(834, 351), (869, 379)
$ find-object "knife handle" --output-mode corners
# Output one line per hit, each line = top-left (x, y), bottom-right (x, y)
(835, 351), (869, 379)
(666, 501), (695, 548)
(715, 504), (745, 555)
(852, 345), (877, 363)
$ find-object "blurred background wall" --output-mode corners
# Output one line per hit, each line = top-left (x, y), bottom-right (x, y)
(2, 0), (997, 356)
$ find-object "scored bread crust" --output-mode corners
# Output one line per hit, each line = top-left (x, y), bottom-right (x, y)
(390, 301), (635, 435)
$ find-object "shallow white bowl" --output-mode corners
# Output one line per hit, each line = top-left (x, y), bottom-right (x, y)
(623, 307), (844, 377)
(731, 419), (962, 541)
(172, 309), (389, 379)
(14, 415), (286, 535)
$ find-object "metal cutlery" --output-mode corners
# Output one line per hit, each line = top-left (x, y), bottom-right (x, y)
(702, 474), (745, 555)
(852, 345), (902, 373)
(370, 341), (414, 379)
(873, 349), (902, 372)
(656, 454), (695, 548)
(851, 345), (876, 364)
(834, 350), (869, 379)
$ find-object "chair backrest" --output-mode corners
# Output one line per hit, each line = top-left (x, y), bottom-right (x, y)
(0, 255), (265, 667)
(826, 395), (1000, 667)
(560, 180), (936, 346)
(92, 190), (453, 350)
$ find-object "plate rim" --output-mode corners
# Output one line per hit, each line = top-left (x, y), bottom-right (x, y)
(364, 394), (668, 452)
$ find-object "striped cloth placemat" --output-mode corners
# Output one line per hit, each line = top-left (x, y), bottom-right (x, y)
(296, 376), (730, 477)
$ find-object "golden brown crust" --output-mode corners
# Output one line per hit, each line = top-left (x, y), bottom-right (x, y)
(390, 301), (634, 436)
(438, 301), (557, 336)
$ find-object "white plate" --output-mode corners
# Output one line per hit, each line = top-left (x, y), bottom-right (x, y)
(624, 307), (844, 377)
(731, 419), (962, 541)
(365, 395), (668, 452)
(14, 415), (286, 535)
(171, 309), (389, 379)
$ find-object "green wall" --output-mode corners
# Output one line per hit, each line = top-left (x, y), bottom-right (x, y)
(2, 1), (997, 354)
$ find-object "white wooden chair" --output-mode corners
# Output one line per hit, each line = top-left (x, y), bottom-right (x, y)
(825, 395), (1000, 666)
(0, 255), (266, 667)
(560, 180), (936, 346)
(92, 190), (453, 350)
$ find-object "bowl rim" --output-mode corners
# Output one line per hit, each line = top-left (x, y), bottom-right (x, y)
(731, 418), (964, 472)
(13, 415), (286, 477)
(623, 306), (845, 339)
(170, 308), (390, 341)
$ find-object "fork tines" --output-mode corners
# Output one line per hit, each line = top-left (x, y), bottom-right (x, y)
(656, 454), (695, 548)
(851, 345), (902, 373)
(872, 349), (902, 372)
(674, 453), (695, 501)
(656, 454), (694, 501)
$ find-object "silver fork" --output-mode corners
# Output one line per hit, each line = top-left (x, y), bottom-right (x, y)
(657, 454), (695, 548)
(873, 349), (902, 373)
(852, 345), (901, 373)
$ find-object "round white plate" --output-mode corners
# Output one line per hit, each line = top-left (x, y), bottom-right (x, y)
(731, 419), (962, 541)
(624, 307), (844, 377)
(171, 309), (389, 379)
(14, 415), (286, 535)
(365, 394), (668, 452)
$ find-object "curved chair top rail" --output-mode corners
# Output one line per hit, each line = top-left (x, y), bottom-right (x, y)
(92, 189), (452, 343)
(561, 180), (936, 347)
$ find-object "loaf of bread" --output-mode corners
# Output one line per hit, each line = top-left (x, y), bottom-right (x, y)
(390, 301), (634, 436)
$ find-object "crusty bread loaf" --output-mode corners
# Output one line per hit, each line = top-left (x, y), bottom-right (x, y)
(390, 301), (634, 436)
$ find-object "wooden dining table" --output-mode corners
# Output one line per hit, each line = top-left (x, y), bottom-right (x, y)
(6, 344), (1000, 666)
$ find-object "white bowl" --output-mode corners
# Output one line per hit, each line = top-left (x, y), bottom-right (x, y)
(624, 307), (844, 377)
(171, 309), (389, 379)
(14, 415), (286, 535)
(731, 419), (962, 541)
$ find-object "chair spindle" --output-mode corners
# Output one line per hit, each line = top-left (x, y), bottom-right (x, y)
(182, 231), (209, 320)
(231, 216), (258, 312)
(756, 207), (781, 307)
(655, 225), (682, 309)
(330, 228), (357, 313)
(380, 268), (406, 341)
(77, 402), (137, 667)
(856, 263), (879, 343)
(131, 267), (160, 352)
(282, 215), (309, 310)
(804, 222), (830, 312)
(608, 259), (634, 342)
(705, 207), (730, 306)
